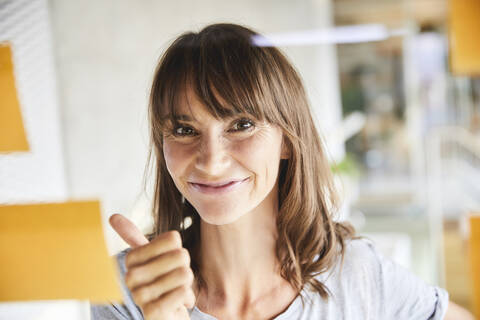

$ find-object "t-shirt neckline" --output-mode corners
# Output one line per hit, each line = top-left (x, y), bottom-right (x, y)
(190, 289), (306, 320)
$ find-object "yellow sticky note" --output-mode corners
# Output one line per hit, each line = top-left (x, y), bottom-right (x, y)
(470, 214), (480, 319)
(0, 201), (122, 303)
(0, 42), (29, 153)
(449, 0), (480, 75)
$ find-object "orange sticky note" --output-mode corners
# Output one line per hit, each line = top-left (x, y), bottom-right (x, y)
(0, 201), (122, 303)
(449, 0), (480, 75)
(0, 42), (29, 153)
(470, 214), (480, 319)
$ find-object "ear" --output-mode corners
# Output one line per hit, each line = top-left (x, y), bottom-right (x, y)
(280, 137), (291, 160)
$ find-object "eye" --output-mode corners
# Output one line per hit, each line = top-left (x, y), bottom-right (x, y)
(230, 118), (255, 132)
(173, 125), (196, 137)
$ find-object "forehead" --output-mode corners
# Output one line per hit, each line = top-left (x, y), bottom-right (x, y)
(165, 85), (245, 122)
(176, 87), (207, 115)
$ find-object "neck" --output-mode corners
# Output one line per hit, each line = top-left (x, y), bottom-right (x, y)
(194, 185), (290, 313)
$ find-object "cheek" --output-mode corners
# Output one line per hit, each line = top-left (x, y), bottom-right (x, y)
(163, 141), (194, 179)
(233, 132), (282, 181)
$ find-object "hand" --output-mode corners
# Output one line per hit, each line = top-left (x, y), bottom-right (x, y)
(109, 214), (195, 320)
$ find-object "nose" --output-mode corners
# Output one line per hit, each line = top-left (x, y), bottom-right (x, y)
(194, 132), (231, 176)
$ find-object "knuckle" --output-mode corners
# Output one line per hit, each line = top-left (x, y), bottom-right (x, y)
(175, 266), (190, 283)
(128, 268), (138, 279)
(142, 303), (158, 319)
(178, 266), (189, 277)
(185, 288), (196, 308)
(131, 287), (148, 304)
(190, 288), (197, 301)
(178, 248), (190, 265)
(145, 297), (168, 318)
(124, 270), (134, 287)
(125, 246), (145, 268)
(180, 285), (191, 296)
(125, 267), (140, 288)
(125, 250), (135, 267)
(166, 230), (182, 247)
(180, 267), (194, 283)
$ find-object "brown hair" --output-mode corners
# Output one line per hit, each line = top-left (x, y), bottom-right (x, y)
(146, 23), (354, 299)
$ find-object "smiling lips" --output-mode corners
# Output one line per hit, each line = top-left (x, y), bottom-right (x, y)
(189, 177), (249, 195)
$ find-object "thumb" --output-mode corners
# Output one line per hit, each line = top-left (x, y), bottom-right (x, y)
(109, 213), (149, 248)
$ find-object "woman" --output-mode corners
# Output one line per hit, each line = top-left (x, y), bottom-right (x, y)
(92, 23), (469, 319)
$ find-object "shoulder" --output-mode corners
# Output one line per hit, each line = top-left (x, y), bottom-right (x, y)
(319, 237), (449, 319)
(318, 238), (381, 293)
(342, 237), (376, 260)
(326, 237), (379, 276)
(326, 237), (423, 290)
(328, 236), (418, 279)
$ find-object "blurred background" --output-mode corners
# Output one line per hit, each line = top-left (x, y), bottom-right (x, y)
(0, 0), (479, 318)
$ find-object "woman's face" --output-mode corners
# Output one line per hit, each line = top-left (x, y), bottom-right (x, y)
(162, 88), (288, 225)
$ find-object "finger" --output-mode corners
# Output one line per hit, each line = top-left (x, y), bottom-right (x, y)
(131, 266), (194, 306)
(109, 213), (149, 248)
(142, 286), (195, 319)
(183, 285), (196, 309)
(125, 230), (182, 268)
(126, 248), (190, 289)
(175, 306), (191, 319)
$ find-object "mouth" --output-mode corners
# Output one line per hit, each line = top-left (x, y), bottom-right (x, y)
(188, 177), (249, 195)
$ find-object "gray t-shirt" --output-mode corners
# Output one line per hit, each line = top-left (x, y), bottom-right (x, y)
(91, 239), (449, 319)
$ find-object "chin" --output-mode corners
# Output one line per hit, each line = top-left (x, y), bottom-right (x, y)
(193, 203), (246, 225)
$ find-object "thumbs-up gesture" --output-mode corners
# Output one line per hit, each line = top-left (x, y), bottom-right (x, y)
(109, 214), (195, 320)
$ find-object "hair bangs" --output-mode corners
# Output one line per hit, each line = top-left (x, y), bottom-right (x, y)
(192, 39), (269, 122)
(150, 34), (195, 137)
(153, 26), (293, 133)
